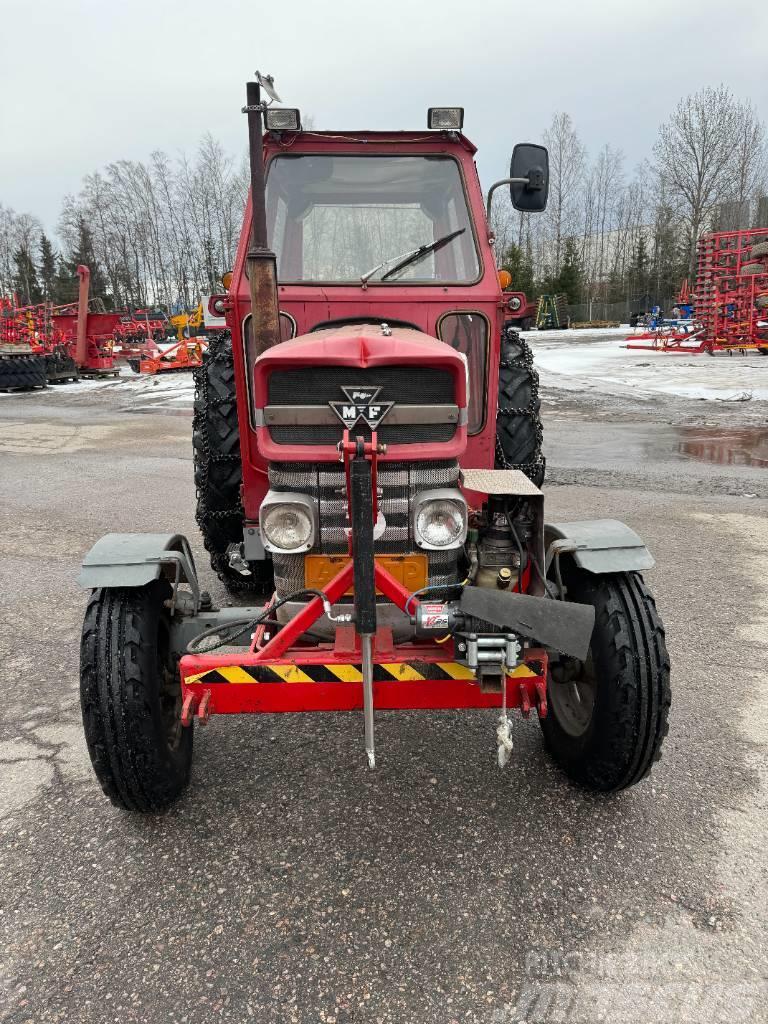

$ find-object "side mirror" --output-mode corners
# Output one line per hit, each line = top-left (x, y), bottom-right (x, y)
(509, 143), (549, 213)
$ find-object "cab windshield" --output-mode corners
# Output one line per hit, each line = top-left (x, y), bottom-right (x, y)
(265, 154), (480, 284)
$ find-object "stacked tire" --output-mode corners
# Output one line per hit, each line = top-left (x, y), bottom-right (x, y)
(745, 237), (768, 354)
(0, 354), (47, 391)
(741, 236), (768, 280)
(495, 329), (545, 487)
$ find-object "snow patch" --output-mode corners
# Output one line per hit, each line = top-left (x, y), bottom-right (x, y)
(530, 334), (768, 403)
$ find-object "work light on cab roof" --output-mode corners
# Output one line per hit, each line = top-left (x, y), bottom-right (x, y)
(76, 68), (672, 813)
(427, 107), (464, 130)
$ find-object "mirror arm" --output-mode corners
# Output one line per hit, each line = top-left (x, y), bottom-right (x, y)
(486, 178), (530, 221)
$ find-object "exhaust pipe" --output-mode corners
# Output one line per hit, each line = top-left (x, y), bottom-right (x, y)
(244, 80), (281, 357)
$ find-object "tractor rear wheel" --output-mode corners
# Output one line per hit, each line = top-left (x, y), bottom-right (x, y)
(540, 567), (671, 791)
(495, 332), (545, 487)
(80, 580), (192, 811)
(192, 331), (272, 593)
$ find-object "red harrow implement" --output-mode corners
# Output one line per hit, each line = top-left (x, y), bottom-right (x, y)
(695, 228), (768, 354)
(627, 229), (768, 355)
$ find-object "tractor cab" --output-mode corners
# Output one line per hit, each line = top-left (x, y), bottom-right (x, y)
(224, 113), (550, 538)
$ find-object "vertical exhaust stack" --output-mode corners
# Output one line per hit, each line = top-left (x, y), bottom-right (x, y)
(244, 79), (281, 358)
(75, 265), (90, 367)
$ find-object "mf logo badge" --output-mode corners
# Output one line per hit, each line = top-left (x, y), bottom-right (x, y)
(330, 386), (394, 430)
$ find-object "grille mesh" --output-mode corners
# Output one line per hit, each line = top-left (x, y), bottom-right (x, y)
(267, 365), (457, 445)
(268, 460), (460, 598)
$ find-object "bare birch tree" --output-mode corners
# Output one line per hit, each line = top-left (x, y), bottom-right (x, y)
(732, 99), (767, 206)
(653, 85), (759, 276)
(542, 112), (586, 271)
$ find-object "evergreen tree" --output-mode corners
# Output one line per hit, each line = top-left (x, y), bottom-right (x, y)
(12, 246), (43, 305)
(52, 254), (79, 305)
(39, 233), (58, 302)
(627, 236), (652, 309)
(500, 242), (536, 296)
(553, 238), (583, 303)
(71, 219), (110, 306)
(648, 210), (686, 306)
(57, 219), (113, 308)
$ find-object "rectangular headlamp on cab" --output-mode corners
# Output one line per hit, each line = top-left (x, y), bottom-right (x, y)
(264, 107), (302, 131)
(427, 107), (464, 130)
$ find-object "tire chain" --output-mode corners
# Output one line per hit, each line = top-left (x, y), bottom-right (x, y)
(192, 333), (255, 590)
(495, 332), (545, 484)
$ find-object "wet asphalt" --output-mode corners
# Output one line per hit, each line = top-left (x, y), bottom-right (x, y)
(0, 388), (766, 1023)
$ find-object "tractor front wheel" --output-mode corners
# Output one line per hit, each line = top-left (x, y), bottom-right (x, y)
(80, 580), (192, 811)
(540, 567), (670, 791)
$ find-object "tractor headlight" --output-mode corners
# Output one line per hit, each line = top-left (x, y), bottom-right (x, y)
(413, 489), (468, 550)
(259, 491), (317, 553)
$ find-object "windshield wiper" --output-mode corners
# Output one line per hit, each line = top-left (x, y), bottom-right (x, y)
(359, 228), (466, 285)
(360, 244), (421, 285)
(380, 228), (465, 282)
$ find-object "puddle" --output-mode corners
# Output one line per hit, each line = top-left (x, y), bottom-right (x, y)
(677, 427), (768, 467)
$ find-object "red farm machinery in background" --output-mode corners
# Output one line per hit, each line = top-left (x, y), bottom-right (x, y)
(0, 265), (122, 390)
(121, 297), (227, 375)
(627, 228), (768, 355)
(693, 228), (768, 354)
(51, 266), (122, 377)
(112, 308), (171, 359)
(126, 336), (207, 375)
(123, 295), (229, 374)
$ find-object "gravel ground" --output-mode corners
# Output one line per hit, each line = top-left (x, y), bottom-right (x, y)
(0, 357), (767, 1022)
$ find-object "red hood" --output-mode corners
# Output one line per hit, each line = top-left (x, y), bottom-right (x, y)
(256, 323), (466, 376)
(254, 323), (467, 407)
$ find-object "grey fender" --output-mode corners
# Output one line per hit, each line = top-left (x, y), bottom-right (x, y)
(545, 519), (655, 575)
(78, 533), (199, 610)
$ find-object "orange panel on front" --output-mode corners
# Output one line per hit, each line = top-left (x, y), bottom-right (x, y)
(304, 554), (428, 595)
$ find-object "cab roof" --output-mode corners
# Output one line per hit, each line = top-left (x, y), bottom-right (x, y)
(264, 129), (477, 155)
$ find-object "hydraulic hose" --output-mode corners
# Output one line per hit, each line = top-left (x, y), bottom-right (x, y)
(186, 588), (329, 654)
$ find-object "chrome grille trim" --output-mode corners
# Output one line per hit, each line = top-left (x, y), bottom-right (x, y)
(268, 460), (461, 598)
(265, 365), (458, 445)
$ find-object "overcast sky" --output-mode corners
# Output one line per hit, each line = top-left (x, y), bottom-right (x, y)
(2, 0), (767, 235)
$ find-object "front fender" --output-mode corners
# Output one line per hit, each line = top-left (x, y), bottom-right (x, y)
(77, 533), (198, 598)
(545, 519), (654, 574)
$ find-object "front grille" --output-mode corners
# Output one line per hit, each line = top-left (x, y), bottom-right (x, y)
(267, 365), (457, 445)
(268, 460), (460, 597)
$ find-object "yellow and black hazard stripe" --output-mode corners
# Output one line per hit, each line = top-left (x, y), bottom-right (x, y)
(185, 662), (539, 685)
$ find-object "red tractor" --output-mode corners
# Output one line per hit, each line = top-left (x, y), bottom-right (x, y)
(78, 75), (670, 811)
